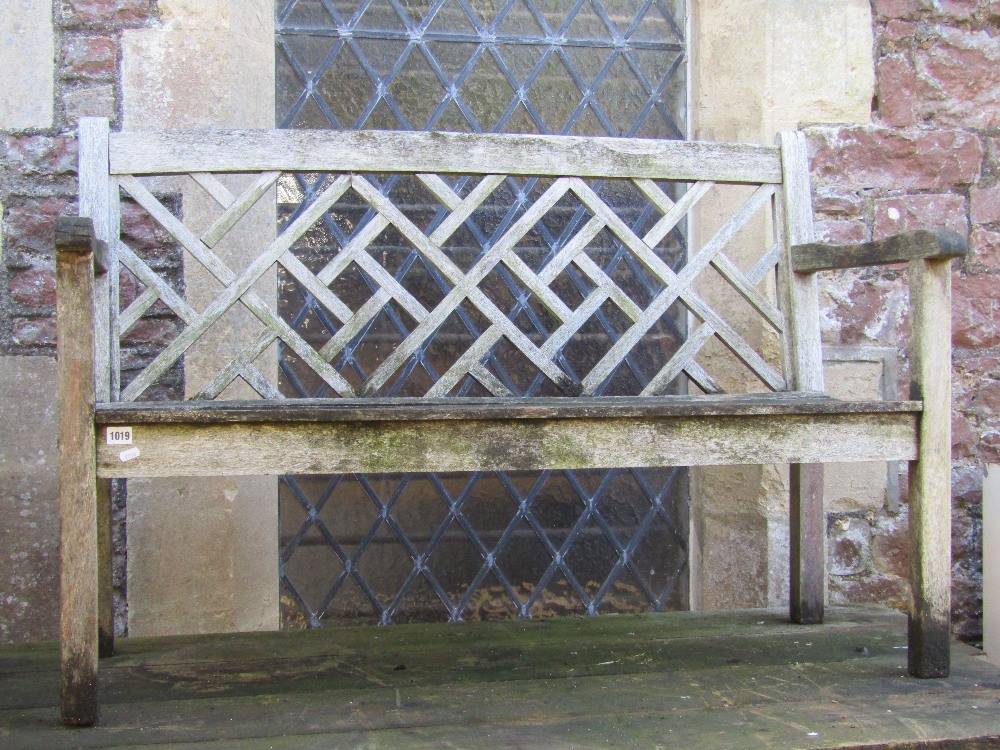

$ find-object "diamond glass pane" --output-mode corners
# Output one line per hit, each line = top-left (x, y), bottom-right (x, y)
(276, 0), (689, 627)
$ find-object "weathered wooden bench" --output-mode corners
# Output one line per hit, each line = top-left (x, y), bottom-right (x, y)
(56, 116), (966, 725)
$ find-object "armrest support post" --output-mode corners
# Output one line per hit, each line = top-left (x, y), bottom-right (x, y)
(907, 256), (954, 678)
(56, 216), (100, 725)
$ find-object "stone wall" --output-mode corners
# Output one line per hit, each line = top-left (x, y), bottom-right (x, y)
(0, 0), (162, 642)
(807, 0), (998, 643)
(0, 0), (991, 644)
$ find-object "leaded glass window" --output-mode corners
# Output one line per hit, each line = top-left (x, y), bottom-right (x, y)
(275, 0), (689, 626)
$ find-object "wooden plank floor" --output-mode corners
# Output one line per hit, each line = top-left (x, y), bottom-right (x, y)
(1, 607), (999, 749)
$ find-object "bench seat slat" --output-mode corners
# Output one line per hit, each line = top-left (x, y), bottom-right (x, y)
(95, 393), (921, 425)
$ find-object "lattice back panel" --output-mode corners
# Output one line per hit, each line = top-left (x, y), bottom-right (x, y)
(113, 168), (785, 403)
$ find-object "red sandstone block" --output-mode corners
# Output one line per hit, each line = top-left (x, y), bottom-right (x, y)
(971, 184), (1000, 225)
(12, 318), (56, 347)
(971, 227), (1000, 267)
(2, 135), (77, 177)
(875, 0), (977, 20)
(951, 409), (977, 460)
(871, 513), (908, 579)
(61, 0), (156, 25)
(873, 193), (967, 239)
(876, 54), (918, 128)
(808, 126), (982, 190)
(9, 268), (57, 308)
(952, 272), (1000, 349)
(879, 27), (1000, 130)
(61, 35), (117, 79)
(820, 271), (908, 346)
(969, 377), (1000, 416)
(120, 318), (182, 348)
(813, 187), (865, 217)
(3, 197), (75, 256)
(814, 219), (869, 244)
(880, 19), (917, 48)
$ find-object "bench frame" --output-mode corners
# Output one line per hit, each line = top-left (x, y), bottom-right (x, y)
(56, 117), (965, 724)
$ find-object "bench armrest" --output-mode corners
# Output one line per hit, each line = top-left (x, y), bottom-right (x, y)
(790, 229), (967, 273)
(56, 216), (109, 275)
(791, 225), (962, 679)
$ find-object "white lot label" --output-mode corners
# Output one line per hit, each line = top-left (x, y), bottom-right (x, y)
(118, 447), (141, 462)
(106, 426), (133, 445)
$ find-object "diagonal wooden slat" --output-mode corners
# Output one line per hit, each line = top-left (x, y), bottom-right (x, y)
(118, 175), (357, 400)
(190, 173), (236, 209)
(119, 286), (160, 333)
(201, 171), (281, 249)
(575, 181), (784, 394)
(115, 161), (791, 403)
(641, 324), (715, 396)
(355, 176), (579, 396)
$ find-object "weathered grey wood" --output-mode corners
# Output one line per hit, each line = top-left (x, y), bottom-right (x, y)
(109, 127), (784, 183)
(5, 607), (1000, 750)
(97, 479), (114, 659)
(79, 118), (112, 404)
(778, 131), (827, 627)
(790, 463), (825, 624)
(56, 220), (99, 726)
(94, 410), (918, 479)
(791, 229), (968, 273)
(200, 170), (280, 249)
(907, 257), (954, 678)
(778, 131), (823, 392)
(579, 181), (784, 394)
(95, 393), (922, 424)
(117, 174), (358, 400)
(356, 175), (577, 396)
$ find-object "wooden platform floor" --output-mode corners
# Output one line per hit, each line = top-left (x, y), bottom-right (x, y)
(2, 607), (999, 749)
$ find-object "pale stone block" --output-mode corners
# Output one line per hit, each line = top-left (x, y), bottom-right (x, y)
(692, 0), (873, 142)
(824, 361), (887, 512)
(127, 475), (278, 636)
(688, 0), (875, 612)
(120, 0), (279, 637)
(122, 0), (275, 130)
(762, 0), (875, 133)
(63, 85), (116, 122)
(0, 356), (59, 642)
(0, 0), (54, 129)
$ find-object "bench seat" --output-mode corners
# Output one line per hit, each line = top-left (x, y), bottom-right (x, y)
(94, 394), (921, 478)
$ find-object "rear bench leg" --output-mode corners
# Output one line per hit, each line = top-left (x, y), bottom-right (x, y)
(790, 463), (824, 624)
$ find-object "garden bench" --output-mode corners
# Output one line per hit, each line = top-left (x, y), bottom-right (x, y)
(56, 116), (966, 725)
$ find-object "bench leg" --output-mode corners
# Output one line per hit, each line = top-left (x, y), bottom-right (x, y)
(790, 463), (824, 624)
(57, 223), (100, 725)
(907, 257), (952, 678)
(98, 478), (115, 659)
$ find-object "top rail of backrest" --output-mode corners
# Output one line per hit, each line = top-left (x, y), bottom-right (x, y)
(106, 128), (784, 185)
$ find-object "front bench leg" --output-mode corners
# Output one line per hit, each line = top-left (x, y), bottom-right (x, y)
(56, 217), (101, 725)
(907, 257), (953, 678)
